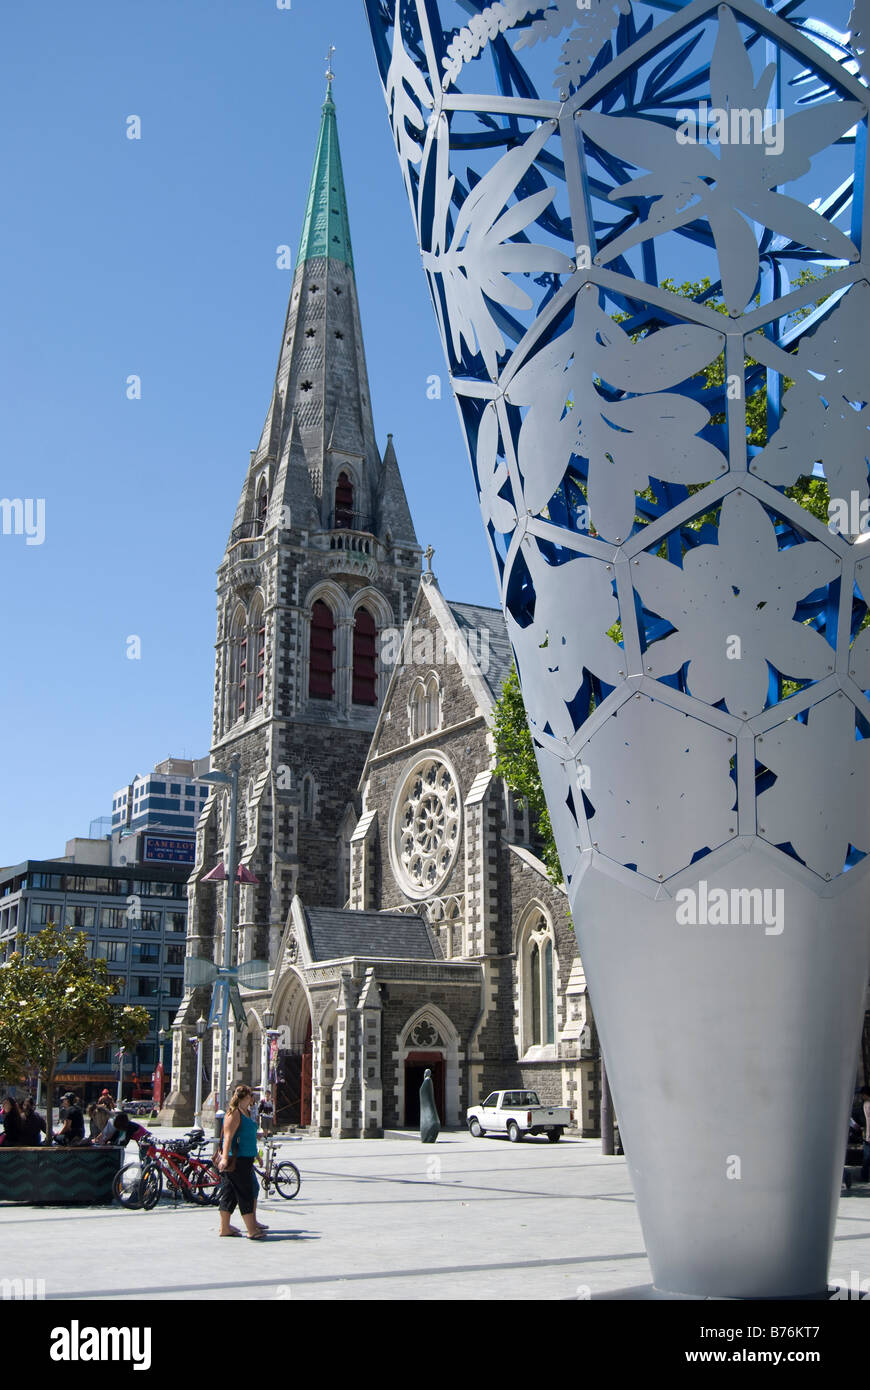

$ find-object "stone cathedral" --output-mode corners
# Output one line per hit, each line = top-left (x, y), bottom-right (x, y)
(162, 79), (600, 1136)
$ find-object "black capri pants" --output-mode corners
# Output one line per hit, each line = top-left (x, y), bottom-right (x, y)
(219, 1156), (256, 1216)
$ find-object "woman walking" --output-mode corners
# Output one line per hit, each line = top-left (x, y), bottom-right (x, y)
(218, 1084), (267, 1240)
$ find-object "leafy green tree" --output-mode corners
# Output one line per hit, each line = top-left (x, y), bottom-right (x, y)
(493, 665), (563, 886)
(0, 925), (150, 1125)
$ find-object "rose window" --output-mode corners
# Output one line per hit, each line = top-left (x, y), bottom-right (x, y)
(391, 757), (462, 896)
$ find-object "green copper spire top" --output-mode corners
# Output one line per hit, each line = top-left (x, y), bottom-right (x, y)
(297, 62), (354, 272)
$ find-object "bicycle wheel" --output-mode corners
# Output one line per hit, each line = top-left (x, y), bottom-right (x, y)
(113, 1162), (147, 1209)
(141, 1161), (163, 1210)
(274, 1162), (301, 1200)
(189, 1159), (222, 1206)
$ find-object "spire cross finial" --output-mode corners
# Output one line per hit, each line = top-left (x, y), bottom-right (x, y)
(424, 544), (435, 572)
(325, 44), (336, 86)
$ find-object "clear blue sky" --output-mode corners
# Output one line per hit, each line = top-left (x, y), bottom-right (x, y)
(0, 0), (852, 865)
(0, 0), (493, 865)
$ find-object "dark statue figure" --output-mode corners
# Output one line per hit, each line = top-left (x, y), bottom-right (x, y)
(419, 1067), (440, 1144)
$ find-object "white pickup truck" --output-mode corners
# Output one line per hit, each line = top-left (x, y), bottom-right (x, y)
(467, 1090), (573, 1143)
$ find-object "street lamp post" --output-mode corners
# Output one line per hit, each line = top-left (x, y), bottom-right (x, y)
(200, 752), (241, 1114)
(260, 1008), (274, 1107)
(116, 1046), (125, 1107)
(194, 1014), (206, 1131)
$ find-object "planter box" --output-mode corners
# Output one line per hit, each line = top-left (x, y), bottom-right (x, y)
(0, 1146), (123, 1205)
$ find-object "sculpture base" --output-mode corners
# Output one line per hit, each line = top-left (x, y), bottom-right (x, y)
(572, 848), (870, 1299)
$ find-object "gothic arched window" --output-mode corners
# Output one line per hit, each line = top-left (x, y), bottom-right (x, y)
(334, 471), (354, 529)
(521, 910), (556, 1053)
(250, 596), (265, 708)
(256, 478), (268, 531)
(229, 605), (248, 724)
(352, 606), (377, 706)
(424, 674), (440, 732)
(409, 680), (421, 739)
(309, 600), (335, 700)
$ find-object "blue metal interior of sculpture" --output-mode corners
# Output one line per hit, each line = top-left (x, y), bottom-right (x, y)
(365, 0), (870, 884)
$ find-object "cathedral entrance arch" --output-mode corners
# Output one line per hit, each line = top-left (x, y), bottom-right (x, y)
(404, 1052), (444, 1128)
(271, 969), (313, 1128)
(397, 1007), (460, 1129)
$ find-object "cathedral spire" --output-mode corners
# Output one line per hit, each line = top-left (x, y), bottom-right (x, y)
(297, 67), (354, 273)
(229, 68), (418, 554)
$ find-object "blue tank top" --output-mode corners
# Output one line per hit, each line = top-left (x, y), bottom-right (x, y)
(231, 1111), (258, 1158)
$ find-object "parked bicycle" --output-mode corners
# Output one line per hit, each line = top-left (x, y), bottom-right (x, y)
(254, 1136), (300, 1200)
(113, 1129), (220, 1210)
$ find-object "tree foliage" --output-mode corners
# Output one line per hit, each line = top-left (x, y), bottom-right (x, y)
(0, 925), (150, 1121)
(493, 665), (563, 885)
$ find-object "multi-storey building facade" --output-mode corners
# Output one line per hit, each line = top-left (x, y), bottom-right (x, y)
(112, 756), (212, 843)
(0, 846), (188, 1101)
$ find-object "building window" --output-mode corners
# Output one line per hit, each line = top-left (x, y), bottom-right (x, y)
(167, 912), (187, 933)
(228, 606), (247, 725)
(425, 675), (440, 732)
(256, 478), (268, 530)
(31, 873), (62, 890)
(132, 943), (160, 965)
(302, 774), (315, 820)
(100, 908), (130, 931)
(521, 911), (556, 1052)
(334, 471), (354, 528)
(352, 607), (377, 705)
(29, 902), (59, 926)
(309, 600), (335, 700)
(238, 635), (248, 720)
(249, 597), (265, 708)
(409, 676), (439, 738)
(168, 977), (184, 998)
(97, 941), (127, 964)
(133, 911), (162, 933)
(133, 977), (160, 998)
(166, 945), (184, 966)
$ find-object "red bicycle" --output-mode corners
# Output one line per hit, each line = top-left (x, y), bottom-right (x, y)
(113, 1130), (220, 1210)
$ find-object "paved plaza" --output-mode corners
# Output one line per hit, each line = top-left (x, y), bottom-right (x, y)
(3, 1131), (870, 1301)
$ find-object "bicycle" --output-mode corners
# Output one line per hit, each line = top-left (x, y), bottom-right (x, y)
(253, 1136), (301, 1200)
(113, 1130), (220, 1210)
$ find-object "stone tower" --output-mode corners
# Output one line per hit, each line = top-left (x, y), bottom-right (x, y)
(163, 78), (421, 1122)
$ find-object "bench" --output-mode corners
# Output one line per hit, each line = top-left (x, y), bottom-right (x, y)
(0, 1146), (123, 1205)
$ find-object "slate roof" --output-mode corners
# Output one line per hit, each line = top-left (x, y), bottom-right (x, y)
(446, 600), (513, 704)
(303, 906), (438, 962)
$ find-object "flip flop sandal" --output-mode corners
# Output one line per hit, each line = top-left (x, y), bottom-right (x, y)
(247, 1230), (267, 1240)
